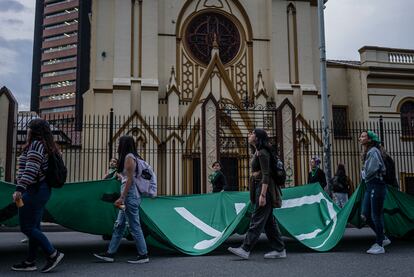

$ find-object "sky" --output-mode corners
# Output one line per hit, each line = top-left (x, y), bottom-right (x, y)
(0, 0), (413, 111)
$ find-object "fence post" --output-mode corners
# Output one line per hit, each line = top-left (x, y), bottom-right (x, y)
(108, 108), (114, 161)
(379, 115), (384, 144)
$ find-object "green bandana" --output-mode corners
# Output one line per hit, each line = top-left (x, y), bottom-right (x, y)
(367, 130), (381, 143)
(209, 171), (220, 183)
(311, 168), (318, 177)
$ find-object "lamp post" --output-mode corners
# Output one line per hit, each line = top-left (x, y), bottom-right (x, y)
(318, 0), (332, 190)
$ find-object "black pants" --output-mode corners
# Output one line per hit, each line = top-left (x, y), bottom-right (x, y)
(242, 184), (285, 252)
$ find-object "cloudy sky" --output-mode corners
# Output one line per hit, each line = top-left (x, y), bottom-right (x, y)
(0, 0), (413, 111)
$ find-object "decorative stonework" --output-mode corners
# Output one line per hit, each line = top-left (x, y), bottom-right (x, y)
(182, 53), (194, 100)
(200, 95), (219, 193)
(206, 101), (218, 167)
(167, 66), (180, 95)
(254, 70), (267, 98)
(281, 104), (295, 187)
(235, 52), (247, 99)
(203, 0), (224, 8)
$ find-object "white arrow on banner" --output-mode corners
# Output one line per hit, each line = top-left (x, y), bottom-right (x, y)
(174, 203), (246, 250)
(279, 192), (337, 249)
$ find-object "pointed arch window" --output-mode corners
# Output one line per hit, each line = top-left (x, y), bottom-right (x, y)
(401, 100), (414, 136)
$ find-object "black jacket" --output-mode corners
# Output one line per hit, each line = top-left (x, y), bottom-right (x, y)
(211, 171), (227, 192)
(308, 168), (327, 189)
(331, 175), (350, 193)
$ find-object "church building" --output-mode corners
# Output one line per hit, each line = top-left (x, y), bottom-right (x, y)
(82, 0), (414, 194)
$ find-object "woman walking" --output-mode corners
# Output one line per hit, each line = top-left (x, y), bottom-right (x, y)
(11, 118), (64, 272)
(359, 130), (391, 254)
(94, 136), (149, 263)
(228, 128), (285, 259)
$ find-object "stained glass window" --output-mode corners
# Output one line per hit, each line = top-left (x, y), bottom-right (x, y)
(185, 12), (241, 65)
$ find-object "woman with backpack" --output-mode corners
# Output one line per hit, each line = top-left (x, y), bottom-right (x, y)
(331, 164), (350, 208)
(228, 128), (285, 260)
(94, 135), (149, 263)
(11, 119), (64, 272)
(359, 130), (391, 254)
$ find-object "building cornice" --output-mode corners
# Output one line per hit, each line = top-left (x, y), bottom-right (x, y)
(359, 46), (414, 55)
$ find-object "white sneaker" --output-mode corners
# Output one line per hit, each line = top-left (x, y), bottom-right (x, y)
(383, 236), (391, 247)
(228, 247), (250, 259)
(264, 249), (287, 259)
(366, 243), (385, 254)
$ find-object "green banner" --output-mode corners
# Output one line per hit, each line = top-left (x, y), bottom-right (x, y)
(275, 183), (354, 251)
(1, 180), (414, 255)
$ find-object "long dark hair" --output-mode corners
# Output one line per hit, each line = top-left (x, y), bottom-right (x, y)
(24, 118), (58, 155)
(335, 164), (346, 177)
(117, 136), (139, 173)
(250, 128), (273, 154)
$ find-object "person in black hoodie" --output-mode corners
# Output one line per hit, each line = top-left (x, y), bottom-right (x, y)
(308, 156), (327, 189)
(331, 164), (350, 208)
(208, 161), (228, 192)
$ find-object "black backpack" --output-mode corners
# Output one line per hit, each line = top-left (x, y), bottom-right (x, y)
(45, 152), (67, 188)
(382, 153), (398, 188)
(269, 150), (287, 187)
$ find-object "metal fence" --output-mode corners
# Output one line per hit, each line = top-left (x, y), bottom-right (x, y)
(218, 102), (279, 191)
(12, 112), (414, 195)
(296, 117), (414, 193)
(14, 111), (201, 195)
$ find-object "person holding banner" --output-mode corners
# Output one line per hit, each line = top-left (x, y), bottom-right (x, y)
(93, 136), (149, 263)
(228, 128), (286, 259)
(359, 130), (391, 254)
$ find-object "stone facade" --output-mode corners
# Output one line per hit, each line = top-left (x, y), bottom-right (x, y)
(80, 0), (414, 191)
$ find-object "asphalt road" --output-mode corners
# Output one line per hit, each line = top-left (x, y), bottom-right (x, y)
(0, 227), (413, 277)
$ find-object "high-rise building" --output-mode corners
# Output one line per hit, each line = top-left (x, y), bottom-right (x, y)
(31, 0), (91, 128)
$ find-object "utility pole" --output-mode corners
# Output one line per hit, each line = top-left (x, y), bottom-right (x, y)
(317, 0), (332, 189)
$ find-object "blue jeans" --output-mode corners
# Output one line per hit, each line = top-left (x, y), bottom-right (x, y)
(19, 181), (55, 262)
(333, 192), (348, 209)
(108, 193), (147, 256)
(361, 178), (387, 245)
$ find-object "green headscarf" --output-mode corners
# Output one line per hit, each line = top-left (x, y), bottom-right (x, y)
(367, 130), (381, 143)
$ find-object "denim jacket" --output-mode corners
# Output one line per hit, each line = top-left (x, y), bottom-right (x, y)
(362, 147), (386, 184)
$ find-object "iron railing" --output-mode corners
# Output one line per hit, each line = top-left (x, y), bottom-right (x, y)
(12, 112), (414, 195)
(296, 117), (414, 193)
